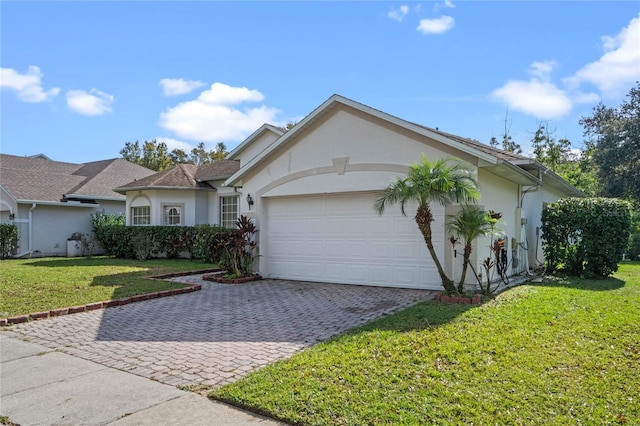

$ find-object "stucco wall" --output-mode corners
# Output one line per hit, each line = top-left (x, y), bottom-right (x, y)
(235, 131), (281, 167)
(521, 184), (566, 267)
(17, 200), (123, 256)
(241, 107), (475, 212)
(125, 183), (239, 227)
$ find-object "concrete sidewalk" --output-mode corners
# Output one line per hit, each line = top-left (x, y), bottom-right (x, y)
(0, 334), (283, 425)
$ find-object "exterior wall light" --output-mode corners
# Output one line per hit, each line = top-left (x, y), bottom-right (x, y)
(9, 213), (15, 220)
(246, 194), (254, 207)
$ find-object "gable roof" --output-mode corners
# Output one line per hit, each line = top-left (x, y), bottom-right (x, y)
(227, 124), (284, 160)
(114, 159), (240, 193)
(224, 94), (583, 197)
(0, 154), (155, 203)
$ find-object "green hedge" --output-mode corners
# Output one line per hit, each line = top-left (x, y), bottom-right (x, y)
(92, 223), (236, 262)
(0, 224), (19, 259)
(541, 197), (631, 278)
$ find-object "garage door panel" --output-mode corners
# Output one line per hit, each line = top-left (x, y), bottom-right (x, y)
(265, 193), (443, 289)
(325, 218), (347, 234)
(369, 241), (393, 259)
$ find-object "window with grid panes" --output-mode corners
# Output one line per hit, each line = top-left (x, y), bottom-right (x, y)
(131, 206), (150, 225)
(163, 206), (181, 225)
(220, 196), (239, 228)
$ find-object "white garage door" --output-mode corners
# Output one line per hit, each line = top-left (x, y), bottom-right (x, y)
(264, 192), (444, 289)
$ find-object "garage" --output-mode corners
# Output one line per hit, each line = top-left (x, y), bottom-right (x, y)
(264, 192), (444, 289)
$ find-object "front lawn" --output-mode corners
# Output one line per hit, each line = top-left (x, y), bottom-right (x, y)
(211, 262), (640, 425)
(0, 257), (214, 317)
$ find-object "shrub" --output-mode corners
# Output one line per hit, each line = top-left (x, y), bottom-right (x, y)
(541, 197), (631, 278)
(91, 221), (236, 264)
(0, 224), (18, 259)
(626, 211), (640, 261)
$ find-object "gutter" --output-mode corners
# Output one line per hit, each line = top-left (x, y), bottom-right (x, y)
(16, 199), (98, 208)
(113, 185), (217, 194)
(64, 193), (124, 202)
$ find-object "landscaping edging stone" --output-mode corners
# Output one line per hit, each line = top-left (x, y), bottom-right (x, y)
(0, 268), (221, 327)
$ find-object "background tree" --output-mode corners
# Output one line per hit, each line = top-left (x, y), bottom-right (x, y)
(489, 110), (522, 154)
(375, 156), (480, 294)
(580, 83), (640, 205)
(120, 140), (228, 171)
(530, 122), (597, 196)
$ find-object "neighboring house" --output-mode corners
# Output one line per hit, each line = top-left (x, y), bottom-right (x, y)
(117, 94), (582, 290)
(113, 160), (242, 227)
(0, 154), (155, 257)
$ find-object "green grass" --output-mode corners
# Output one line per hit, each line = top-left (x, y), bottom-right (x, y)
(0, 257), (214, 317)
(211, 262), (640, 425)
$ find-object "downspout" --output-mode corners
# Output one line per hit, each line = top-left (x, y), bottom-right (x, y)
(14, 203), (36, 258)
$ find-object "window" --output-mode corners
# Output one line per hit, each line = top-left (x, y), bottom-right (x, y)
(131, 206), (150, 225)
(220, 196), (239, 228)
(163, 205), (181, 225)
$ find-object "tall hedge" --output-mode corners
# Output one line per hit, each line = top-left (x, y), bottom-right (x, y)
(541, 197), (631, 278)
(0, 224), (19, 259)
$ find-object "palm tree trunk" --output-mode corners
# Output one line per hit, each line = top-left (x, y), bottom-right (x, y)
(458, 243), (472, 294)
(415, 204), (456, 293)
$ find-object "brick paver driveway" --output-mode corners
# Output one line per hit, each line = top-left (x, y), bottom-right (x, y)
(4, 277), (434, 388)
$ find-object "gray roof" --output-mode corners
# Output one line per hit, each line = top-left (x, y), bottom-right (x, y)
(114, 160), (240, 192)
(0, 154), (155, 203)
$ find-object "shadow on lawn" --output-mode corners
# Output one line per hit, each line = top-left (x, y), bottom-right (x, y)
(23, 256), (193, 311)
(532, 276), (625, 292)
(356, 300), (474, 334)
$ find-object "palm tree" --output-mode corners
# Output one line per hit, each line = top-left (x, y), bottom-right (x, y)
(375, 155), (479, 294)
(448, 205), (493, 294)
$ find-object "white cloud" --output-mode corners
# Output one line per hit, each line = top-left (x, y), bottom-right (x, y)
(0, 65), (60, 102)
(567, 14), (640, 98)
(388, 5), (409, 22)
(66, 89), (114, 116)
(159, 82), (280, 142)
(417, 16), (454, 35)
(160, 78), (205, 96)
(434, 0), (455, 12)
(491, 76), (573, 120)
(529, 60), (557, 80)
(491, 15), (640, 119)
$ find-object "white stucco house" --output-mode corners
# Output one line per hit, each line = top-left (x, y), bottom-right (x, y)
(0, 154), (155, 257)
(118, 95), (582, 290)
(113, 160), (243, 228)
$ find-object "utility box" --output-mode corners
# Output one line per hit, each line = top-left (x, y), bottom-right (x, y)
(66, 240), (82, 257)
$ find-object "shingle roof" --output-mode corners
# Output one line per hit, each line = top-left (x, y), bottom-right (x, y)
(415, 125), (531, 162)
(114, 160), (240, 192)
(0, 154), (155, 202)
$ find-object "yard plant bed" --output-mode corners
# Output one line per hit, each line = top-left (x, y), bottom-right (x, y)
(211, 262), (640, 425)
(0, 257), (214, 318)
(202, 272), (262, 284)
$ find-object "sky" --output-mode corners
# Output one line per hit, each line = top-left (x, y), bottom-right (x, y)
(1, 1), (639, 164)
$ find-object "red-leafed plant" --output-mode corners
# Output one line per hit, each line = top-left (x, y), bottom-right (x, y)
(219, 215), (258, 279)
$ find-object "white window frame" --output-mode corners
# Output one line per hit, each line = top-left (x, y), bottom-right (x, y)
(131, 206), (150, 226)
(220, 196), (239, 229)
(163, 204), (183, 226)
